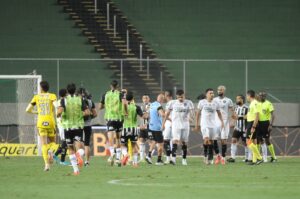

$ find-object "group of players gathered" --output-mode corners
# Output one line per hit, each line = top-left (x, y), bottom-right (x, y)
(26, 80), (277, 175)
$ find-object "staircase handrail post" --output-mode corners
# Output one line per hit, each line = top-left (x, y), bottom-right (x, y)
(140, 44), (143, 71)
(126, 29), (129, 55)
(113, 15), (116, 38)
(107, 3), (110, 29)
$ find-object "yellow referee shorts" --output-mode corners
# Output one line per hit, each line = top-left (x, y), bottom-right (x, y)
(38, 128), (55, 138)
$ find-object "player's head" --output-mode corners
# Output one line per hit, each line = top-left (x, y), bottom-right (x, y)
(142, 94), (150, 104)
(67, 83), (76, 95)
(157, 92), (165, 103)
(258, 91), (267, 102)
(126, 91), (134, 102)
(197, 93), (206, 100)
(40, 81), (49, 93)
(164, 90), (173, 102)
(110, 80), (118, 90)
(246, 90), (255, 102)
(236, 94), (245, 105)
(59, 88), (67, 98)
(205, 88), (214, 100)
(77, 87), (87, 97)
(176, 89), (185, 102)
(217, 85), (226, 97)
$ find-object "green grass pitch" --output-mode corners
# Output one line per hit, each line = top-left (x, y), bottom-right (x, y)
(0, 157), (299, 199)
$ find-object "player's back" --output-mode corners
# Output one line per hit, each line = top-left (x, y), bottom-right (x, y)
(32, 93), (57, 129)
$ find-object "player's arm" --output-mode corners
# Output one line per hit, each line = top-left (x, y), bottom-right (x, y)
(251, 106), (259, 133)
(26, 96), (38, 114)
(217, 110), (224, 129)
(82, 99), (90, 116)
(269, 102), (275, 131)
(136, 105), (147, 130)
(162, 109), (171, 131)
(99, 94), (105, 110)
(57, 98), (64, 117)
(194, 102), (201, 132)
(91, 101), (97, 118)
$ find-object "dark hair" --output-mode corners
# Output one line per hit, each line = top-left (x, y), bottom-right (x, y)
(176, 89), (184, 96)
(126, 91), (134, 101)
(40, 81), (49, 92)
(67, 83), (76, 95)
(110, 80), (118, 88)
(77, 87), (87, 96)
(197, 93), (206, 100)
(165, 90), (173, 97)
(205, 88), (214, 93)
(247, 90), (255, 98)
(59, 88), (67, 98)
(237, 94), (245, 102)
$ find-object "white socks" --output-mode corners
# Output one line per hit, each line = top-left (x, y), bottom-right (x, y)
(261, 143), (268, 161)
(139, 143), (145, 160)
(121, 147), (128, 157)
(248, 146), (253, 161)
(109, 146), (115, 157)
(116, 148), (121, 160)
(244, 146), (249, 160)
(69, 154), (79, 172)
(77, 148), (85, 157)
(133, 153), (138, 164)
(231, 143), (237, 159)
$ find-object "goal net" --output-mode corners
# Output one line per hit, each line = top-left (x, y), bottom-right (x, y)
(0, 75), (42, 148)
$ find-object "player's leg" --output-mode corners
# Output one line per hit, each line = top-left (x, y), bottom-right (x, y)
(107, 121), (116, 163)
(214, 126), (221, 164)
(246, 123), (262, 165)
(181, 128), (189, 165)
(228, 130), (240, 163)
(138, 129), (148, 162)
(220, 121), (230, 164)
(155, 131), (164, 165)
(201, 127), (209, 163)
(170, 127), (181, 165)
(145, 131), (155, 164)
(39, 129), (50, 171)
(120, 128), (129, 166)
(65, 130), (80, 175)
(130, 128), (139, 167)
(83, 126), (92, 166)
(74, 129), (85, 168)
(114, 121), (123, 165)
(266, 137), (277, 162)
(241, 133), (249, 162)
(163, 121), (172, 164)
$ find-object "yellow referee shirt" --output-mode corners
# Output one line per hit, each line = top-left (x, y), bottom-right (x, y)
(258, 100), (274, 121)
(247, 99), (259, 122)
(30, 93), (57, 129)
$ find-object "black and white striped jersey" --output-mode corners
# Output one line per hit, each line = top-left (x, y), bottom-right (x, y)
(234, 104), (248, 132)
(141, 102), (150, 125)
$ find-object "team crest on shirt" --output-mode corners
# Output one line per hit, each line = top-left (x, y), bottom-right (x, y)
(223, 100), (226, 103)
(184, 103), (187, 106)
(42, 122), (49, 126)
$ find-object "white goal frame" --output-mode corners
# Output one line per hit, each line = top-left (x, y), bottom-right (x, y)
(0, 75), (42, 155)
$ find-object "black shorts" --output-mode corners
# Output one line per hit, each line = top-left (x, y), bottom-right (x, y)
(120, 127), (139, 144)
(246, 122), (257, 140)
(107, 120), (123, 133)
(148, 130), (163, 143)
(65, 129), (84, 146)
(258, 121), (270, 139)
(232, 130), (246, 143)
(83, 126), (92, 146)
(139, 129), (148, 139)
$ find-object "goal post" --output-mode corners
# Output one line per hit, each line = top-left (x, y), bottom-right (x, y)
(0, 75), (42, 155)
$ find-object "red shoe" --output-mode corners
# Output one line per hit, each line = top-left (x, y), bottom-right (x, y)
(215, 154), (221, 165)
(73, 171), (80, 176)
(221, 157), (226, 165)
(76, 152), (84, 168)
(122, 155), (129, 166)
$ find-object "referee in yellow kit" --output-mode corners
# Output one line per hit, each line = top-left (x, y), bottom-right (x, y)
(257, 91), (277, 163)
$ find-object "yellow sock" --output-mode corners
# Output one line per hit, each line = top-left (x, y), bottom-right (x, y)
(48, 142), (58, 152)
(42, 144), (49, 164)
(249, 143), (262, 162)
(268, 144), (276, 159)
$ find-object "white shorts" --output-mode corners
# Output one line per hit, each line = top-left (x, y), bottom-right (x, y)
(201, 127), (218, 140)
(215, 120), (230, 140)
(58, 127), (65, 140)
(172, 126), (189, 143)
(163, 120), (172, 140)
